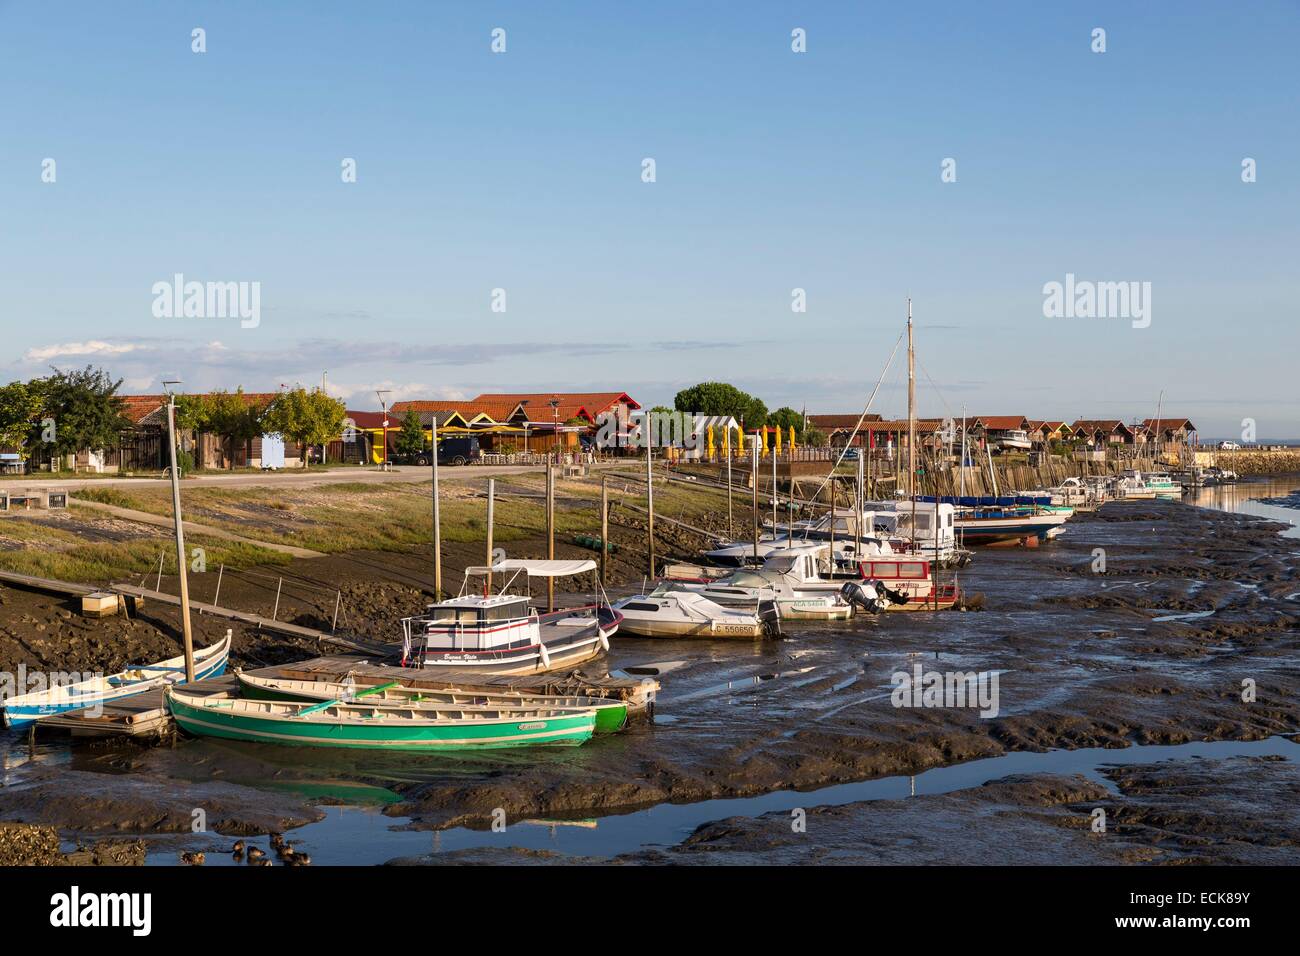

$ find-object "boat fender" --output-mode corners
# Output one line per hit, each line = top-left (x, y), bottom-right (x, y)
(598, 629), (610, 652)
(538, 640), (552, 669)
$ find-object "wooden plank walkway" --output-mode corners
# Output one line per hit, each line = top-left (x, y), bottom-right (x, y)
(0, 569), (97, 598)
(0, 569), (389, 657)
(38, 675), (237, 738)
(108, 583), (391, 656)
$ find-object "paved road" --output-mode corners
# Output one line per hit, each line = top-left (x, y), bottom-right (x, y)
(3, 463), (620, 493)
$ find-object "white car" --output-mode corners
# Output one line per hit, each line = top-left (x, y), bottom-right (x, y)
(1218, 441), (1241, 450)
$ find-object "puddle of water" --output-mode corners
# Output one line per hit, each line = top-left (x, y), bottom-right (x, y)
(1151, 610), (1216, 623)
(1186, 476), (1300, 538)
(145, 735), (1296, 866)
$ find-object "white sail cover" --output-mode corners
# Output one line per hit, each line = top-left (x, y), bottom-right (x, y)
(464, 559), (597, 577)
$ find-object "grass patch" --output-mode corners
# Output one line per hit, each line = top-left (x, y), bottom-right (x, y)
(71, 487), (144, 510)
(0, 520), (290, 584)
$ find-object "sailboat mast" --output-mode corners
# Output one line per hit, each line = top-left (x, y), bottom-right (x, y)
(907, 299), (917, 543)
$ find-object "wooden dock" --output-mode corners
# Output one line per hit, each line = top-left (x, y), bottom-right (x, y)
(0, 568), (391, 657)
(108, 583), (391, 656)
(37, 675), (237, 739)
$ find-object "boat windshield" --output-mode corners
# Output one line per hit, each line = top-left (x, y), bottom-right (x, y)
(427, 599), (530, 624)
(725, 571), (771, 588)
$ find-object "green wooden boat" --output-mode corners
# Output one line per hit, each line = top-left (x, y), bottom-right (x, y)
(166, 686), (596, 751)
(235, 670), (628, 734)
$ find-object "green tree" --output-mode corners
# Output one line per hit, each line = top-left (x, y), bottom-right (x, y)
(262, 387), (347, 467)
(395, 409), (428, 457)
(28, 366), (129, 469)
(768, 406), (804, 440)
(206, 389), (267, 467)
(672, 382), (768, 429)
(0, 381), (44, 458)
(175, 389), (266, 468)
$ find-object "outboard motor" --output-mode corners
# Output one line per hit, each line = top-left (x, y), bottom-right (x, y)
(840, 580), (885, 614)
(874, 580), (910, 607)
(757, 599), (783, 637)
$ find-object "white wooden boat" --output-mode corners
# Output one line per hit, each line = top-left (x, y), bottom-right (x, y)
(235, 670), (629, 733)
(2, 631), (232, 729)
(612, 588), (782, 638)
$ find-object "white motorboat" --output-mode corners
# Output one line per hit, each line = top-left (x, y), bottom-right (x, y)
(400, 560), (621, 674)
(611, 588), (782, 638)
(676, 543), (958, 615)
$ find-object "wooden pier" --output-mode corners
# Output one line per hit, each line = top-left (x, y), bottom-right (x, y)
(37, 675), (238, 739)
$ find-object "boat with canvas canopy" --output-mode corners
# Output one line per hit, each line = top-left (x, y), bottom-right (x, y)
(400, 559), (621, 675)
(166, 685), (597, 751)
(2, 631), (232, 729)
(611, 587), (783, 638)
(235, 669), (628, 734)
(675, 543), (956, 614)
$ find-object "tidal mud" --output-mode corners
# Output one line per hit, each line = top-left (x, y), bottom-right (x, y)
(1, 492), (1298, 863)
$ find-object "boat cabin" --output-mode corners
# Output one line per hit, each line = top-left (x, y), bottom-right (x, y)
(415, 594), (539, 651)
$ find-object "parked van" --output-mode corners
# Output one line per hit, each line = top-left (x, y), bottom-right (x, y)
(438, 437), (480, 466)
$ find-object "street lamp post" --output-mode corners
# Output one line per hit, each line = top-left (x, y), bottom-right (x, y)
(376, 389), (392, 469)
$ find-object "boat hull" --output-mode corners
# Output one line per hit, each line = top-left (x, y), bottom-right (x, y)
(167, 691), (595, 751)
(235, 672), (628, 734)
(956, 515), (1067, 545)
(2, 637), (231, 729)
(614, 616), (766, 639)
(413, 607), (619, 675)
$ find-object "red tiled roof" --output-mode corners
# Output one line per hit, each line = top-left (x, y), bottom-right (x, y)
(1072, 420), (1134, 435)
(119, 395), (166, 424)
(974, 415), (1028, 430)
(391, 400), (523, 423)
(1141, 418), (1196, 432)
(470, 392), (641, 414)
(806, 413), (884, 430)
(344, 410), (388, 429)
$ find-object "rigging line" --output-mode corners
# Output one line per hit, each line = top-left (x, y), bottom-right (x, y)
(915, 354), (957, 422)
(799, 328), (906, 515)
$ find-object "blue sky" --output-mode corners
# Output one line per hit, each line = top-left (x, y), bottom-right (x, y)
(1, 1), (1297, 437)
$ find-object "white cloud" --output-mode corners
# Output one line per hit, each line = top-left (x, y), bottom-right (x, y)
(324, 381), (466, 404)
(23, 340), (148, 363)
